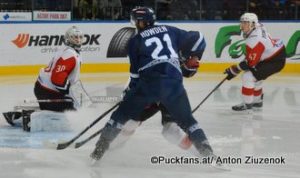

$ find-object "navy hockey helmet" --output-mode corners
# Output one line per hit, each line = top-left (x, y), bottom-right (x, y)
(130, 7), (156, 27)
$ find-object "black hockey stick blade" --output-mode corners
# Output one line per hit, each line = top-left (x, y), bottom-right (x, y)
(56, 102), (120, 150)
(192, 77), (227, 113)
(74, 128), (103, 149)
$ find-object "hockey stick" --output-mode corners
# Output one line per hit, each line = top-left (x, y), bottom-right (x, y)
(56, 101), (120, 150)
(192, 77), (227, 113)
(74, 128), (103, 148)
(24, 98), (73, 103)
(14, 99), (73, 111)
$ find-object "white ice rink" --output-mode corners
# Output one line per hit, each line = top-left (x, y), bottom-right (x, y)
(0, 73), (299, 178)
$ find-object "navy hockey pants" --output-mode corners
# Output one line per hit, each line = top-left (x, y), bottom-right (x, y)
(110, 76), (200, 134)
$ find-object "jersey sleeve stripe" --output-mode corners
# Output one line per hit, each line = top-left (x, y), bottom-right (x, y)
(191, 32), (204, 52)
(130, 73), (140, 78)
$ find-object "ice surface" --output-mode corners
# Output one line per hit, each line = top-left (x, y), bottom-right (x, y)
(0, 73), (299, 178)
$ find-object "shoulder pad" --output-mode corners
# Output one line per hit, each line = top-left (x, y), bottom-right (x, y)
(61, 47), (79, 60)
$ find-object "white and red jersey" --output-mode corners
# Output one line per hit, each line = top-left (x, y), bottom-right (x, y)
(245, 25), (284, 67)
(37, 47), (82, 93)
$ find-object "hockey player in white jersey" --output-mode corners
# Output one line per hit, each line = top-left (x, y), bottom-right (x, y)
(3, 26), (85, 132)
(224, 12), (286, 111)
(34, 26), (83, 112)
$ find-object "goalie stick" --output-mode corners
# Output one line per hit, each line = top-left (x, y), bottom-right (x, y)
(74, 77), (228, 148)
(56, 101), (120, 150)
(23, 98), (73, 103)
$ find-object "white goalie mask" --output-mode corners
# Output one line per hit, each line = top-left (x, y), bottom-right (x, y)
(64, 26), (84, 51)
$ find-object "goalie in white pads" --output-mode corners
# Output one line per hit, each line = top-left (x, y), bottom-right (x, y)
(224, 12), (286, 111)
(3, 26), (85, 132)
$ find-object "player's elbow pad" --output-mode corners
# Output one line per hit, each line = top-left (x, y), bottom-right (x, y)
(190, 37), (206, 59)
(181, 32), (206, 60)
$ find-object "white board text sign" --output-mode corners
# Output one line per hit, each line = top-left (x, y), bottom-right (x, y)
(0, 12), (32, 21)
(33, 11), (71, 21)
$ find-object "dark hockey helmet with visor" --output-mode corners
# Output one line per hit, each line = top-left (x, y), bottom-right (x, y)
(130, 7), (156, 28)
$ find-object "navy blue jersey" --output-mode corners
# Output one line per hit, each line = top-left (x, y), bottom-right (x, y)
(128, 25), (205, 89)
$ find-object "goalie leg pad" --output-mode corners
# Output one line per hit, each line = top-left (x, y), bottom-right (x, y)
(29, 111), (71, 132)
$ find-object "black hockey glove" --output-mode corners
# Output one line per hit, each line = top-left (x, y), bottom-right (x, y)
(181, 65), (197, 78)
(238, 60), (250, 70)
(224, 65), (241, 80)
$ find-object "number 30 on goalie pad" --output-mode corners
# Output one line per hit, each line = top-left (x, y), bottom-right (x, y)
(30, 111), (71, 132)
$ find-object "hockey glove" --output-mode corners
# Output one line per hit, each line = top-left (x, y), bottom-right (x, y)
(181, 66), (197, 78)
(121, 87), (130, 99)
(224, 65), (241, 80)
(238, 60), (250, 70)
(181, 56), (200, 78)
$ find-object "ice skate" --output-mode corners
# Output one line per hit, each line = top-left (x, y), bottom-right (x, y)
(194, 140), (230, 171)
(252, 94), (263, 110)
(210, 156), (231, 171)
(194, 140), (214, 157)
(232, 103), (253, 112)
(90, 139), (110, 162)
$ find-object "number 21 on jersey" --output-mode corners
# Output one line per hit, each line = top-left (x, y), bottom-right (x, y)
(145, 34), (178, 60)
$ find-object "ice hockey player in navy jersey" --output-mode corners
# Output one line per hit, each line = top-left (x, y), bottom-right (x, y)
(224, 13), (286, 111)
(116, 31), (205, 151)
(113, 36), (205, 151)
(90, 7), (214, 162)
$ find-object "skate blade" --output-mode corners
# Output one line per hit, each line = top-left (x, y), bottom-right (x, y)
(89, 157), (101, 167)
(231, 109), (253, 115)
(252, 107), (263, 112)
(210, 162), (231, 171)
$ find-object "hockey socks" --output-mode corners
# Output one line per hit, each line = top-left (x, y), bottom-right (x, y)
(188, 127), (214, 157)
(90, 123), (121, 161)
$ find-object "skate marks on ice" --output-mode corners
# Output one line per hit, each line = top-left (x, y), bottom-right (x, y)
(0, 125), (74, 149)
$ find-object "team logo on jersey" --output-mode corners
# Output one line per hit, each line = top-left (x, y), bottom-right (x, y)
(12, 33), (30, 48)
